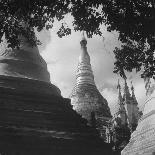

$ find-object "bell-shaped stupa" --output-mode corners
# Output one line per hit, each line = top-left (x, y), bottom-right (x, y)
(70, 34), (112, 139)
(0, 35), (61, 96)
(0, 36), (50, 82)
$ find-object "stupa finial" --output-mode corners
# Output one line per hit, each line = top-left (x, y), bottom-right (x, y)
(80, 31), (87, 47)
(131, 81), (134, 91)
(117, 79), (123, 105)
(117, 79), (121, 90)
(123, 78), (131, 100)
(130, 81), (138, 105)
(82, 31), (86, 39)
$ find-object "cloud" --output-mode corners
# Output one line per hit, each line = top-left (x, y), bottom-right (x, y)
(101, 88), (118, 115)
(40, 30), (81, 97)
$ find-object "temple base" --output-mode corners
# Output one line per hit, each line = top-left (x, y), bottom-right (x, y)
(0, 127), (112, 155)
(0, 76), (112, 155)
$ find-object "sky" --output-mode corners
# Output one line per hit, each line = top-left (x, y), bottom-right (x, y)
(36, 20), (147, 115)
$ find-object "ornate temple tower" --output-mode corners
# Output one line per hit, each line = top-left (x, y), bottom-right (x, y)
(111, 80), (140, 151)
(0, 34), (112, 154)
(130, 82), (140, 129)
(113, 80), (127, 126)
(123, 80), (139, 131)
(70, 35), (112, 139)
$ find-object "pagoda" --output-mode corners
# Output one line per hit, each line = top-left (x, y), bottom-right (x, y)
(111, 80), (140, 151)
(123, 80), (140, 131)
(112, 80), (128, 126)
(70, 34), (112, 140)
(0, 34), (112, 154)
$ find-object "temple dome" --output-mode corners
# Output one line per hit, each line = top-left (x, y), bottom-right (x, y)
(0, 36), (50, 83)
(0, 35), (60, 96)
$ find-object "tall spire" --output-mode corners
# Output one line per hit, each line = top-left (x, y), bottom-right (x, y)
(123, 78), (131, 102)
(131, 81), (138, 105)
(113, 79), (127, 125)
(114, 79), (125, 115)
(79, 31), (90, 64)
(76, 32), (95, 86)
(131, 81), (134, 95)
(117, 79), (123, 104)
(80, 31), (87, 48)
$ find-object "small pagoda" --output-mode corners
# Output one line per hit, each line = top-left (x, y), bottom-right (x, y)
(110, 80), (141, 151)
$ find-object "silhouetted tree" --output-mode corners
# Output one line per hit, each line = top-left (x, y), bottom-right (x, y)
(0, 0), (155, 79)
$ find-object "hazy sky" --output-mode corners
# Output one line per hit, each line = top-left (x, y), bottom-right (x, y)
(36, 20), (146, 115)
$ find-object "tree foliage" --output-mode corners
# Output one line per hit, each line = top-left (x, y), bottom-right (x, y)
(0, 0), (72, 47)
(101, 0), (155, 79)
(0, 0), (155, 78)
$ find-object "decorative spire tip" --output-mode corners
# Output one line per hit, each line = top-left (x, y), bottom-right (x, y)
(131, 81), (134, 91)
(80, 31), (87, 47)
(117, 79), (121, 90)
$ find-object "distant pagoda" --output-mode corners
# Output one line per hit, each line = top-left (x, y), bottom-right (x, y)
(113, 80), (128, 126)
(0, 33), (112, 155)
(70, 34), (112, 139)
(113, 80), (140, 129)
(110, 79), (141, 151)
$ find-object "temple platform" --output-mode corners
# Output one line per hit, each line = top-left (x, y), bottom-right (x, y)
(0, 76), (112, 155)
